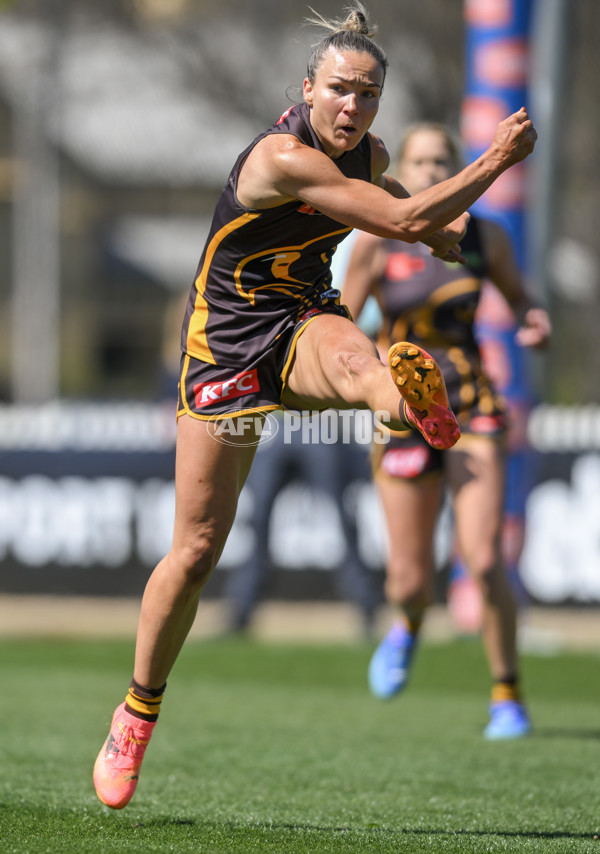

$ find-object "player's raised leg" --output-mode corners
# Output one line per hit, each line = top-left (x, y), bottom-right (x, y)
(388, 342), (460, 451)
(282, 314), (460, 451)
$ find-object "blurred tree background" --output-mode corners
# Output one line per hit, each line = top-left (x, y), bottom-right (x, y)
(0, 0), (597, 404)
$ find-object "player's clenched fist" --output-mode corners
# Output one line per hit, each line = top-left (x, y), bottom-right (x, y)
(490, 107), (538, 168)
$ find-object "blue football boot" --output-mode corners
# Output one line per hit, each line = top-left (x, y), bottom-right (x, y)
(368, 623), (417, 700)
(484, 700), (531, 740)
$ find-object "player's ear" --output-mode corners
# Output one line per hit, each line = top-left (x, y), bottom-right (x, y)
(303, 77), (314, 107)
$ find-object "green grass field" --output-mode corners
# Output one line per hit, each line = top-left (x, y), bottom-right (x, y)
(1, 634), (599, 853)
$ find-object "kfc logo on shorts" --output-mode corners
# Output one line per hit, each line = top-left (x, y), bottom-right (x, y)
(382, 445), (431, 478)
(194, 369), (260, 409)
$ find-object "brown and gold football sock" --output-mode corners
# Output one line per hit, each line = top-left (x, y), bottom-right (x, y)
(124, 678), (166, 722)
(403, 604), (426, 636)
(491, 675), (521, 704)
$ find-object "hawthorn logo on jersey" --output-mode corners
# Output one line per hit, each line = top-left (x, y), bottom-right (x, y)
(193, 369), (260, 409)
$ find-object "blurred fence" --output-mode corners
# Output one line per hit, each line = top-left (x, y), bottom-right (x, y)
(0, 402), (599, 606)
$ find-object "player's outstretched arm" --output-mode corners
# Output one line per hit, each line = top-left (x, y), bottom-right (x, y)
(383, 107), (537, 241)
(239, 108), (537, 245)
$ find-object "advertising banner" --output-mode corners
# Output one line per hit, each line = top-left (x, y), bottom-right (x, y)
(0, 402), (599, 606)
(458, 0), (537, 603)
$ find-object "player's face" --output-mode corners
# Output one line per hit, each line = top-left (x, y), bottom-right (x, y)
(303, 48), (383, 159)
(397, 130), (455, 194)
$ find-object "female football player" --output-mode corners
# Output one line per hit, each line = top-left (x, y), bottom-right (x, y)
(93, 3), (537, 807)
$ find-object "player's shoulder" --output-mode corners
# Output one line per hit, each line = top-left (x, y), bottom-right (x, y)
(367, 133), (390, 179)
(254, 131), (327, 165)
(248, 132), (316, 176)
(255, 131), (305, 154)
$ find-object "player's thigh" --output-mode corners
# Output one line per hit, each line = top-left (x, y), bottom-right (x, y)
(447, 437), (505, 562)
(172, 414), (259, 553)
(283, 313), (381, 406)
(377, 474), (442, 575)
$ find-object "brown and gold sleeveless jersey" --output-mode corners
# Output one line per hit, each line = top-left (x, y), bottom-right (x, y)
(374, 217), (506, 427)
(180, 102), (371, 368)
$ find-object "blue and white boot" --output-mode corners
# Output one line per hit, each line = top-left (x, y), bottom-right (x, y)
(484, 700), (531, 740)
(368, 623), (417, 700)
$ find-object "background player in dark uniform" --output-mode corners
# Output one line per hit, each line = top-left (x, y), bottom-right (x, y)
(93, 4), (538, 809)
(342, 122), (550, 738)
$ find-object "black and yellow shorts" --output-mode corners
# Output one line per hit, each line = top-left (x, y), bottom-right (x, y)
(177, 302), (350, 420)
(372, 407), (508, 482)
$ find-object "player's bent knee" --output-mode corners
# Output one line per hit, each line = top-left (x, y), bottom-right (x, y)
(174, 537), (223, 588)
(339, 347), (375, 375)
(337, 348), (381, 394)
